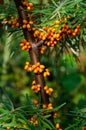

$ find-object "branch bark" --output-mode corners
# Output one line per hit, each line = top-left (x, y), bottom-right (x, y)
(14, 0), (49, 105)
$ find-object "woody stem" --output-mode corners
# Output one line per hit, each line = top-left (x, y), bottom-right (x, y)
(14, 0), (49, 105)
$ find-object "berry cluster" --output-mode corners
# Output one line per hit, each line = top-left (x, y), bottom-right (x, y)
(24, 62), (50, 76)
(8, 17), (20, 28)
(20, 39), (31, 52)
(24, 61), (32, 71)
(32, 62), (45, 74)
(2, 122), (27, 130)
(31, 80), (40, 93)
(43, 69), (50, 77)
(42, 103), (53, 110)
(53, 112), (57, 119)
(4, 126), (18, 130)
(33, 99), (38, 107)
(32, 80), (40, 92)
(44, 86), (53, 96)
(61, 24), (80, 38)
(40, 47), (45, 54)
(22, 19), (33, 31)
(28, 117), (38, 125)
(22, 1), (34, 11)
(31, 84), (40, 93)
(33, 21), (80, 47)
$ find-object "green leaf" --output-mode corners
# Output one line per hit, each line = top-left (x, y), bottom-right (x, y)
(41, 120), (53, 129)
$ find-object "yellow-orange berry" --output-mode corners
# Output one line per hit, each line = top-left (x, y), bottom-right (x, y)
(22, 24), (27, 29)
(33, 99), (38, 105)
(53, 112), (57, 118)
(34, 120), (38, 125)
(23, 124), (27, 128)
(23, 19), (28, 24)
(47, 103), (53, 110)
(55, 20), (60, 24)
(24, 64), (28, 70)
(55, 123), (60, 129)
(16, 22), (20, 27)
(40, 47), (45, 54)
(42, 104), (47, 109)
(32, 80), (36, 85)
(14, 126), (17, 128)
(29, 20), (34, 25)
(6, 127), (10, 130)
(44, 86), (48, 90)
(27, 24), (30, 29)
(49, 88), (53, 93)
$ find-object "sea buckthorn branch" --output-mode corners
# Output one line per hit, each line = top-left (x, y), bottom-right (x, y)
(14, 0), (49, 105)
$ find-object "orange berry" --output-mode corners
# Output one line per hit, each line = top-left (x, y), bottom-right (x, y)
(27, 6), (31, 10)
(32, 80), (36, 85)
(34, 120), (38, 125)
(22, 1), (27, 6)
(76, 25), (80, 29)
(31, 85), (35, 90)
(48, 103), (52, 107)
(28, 67), (32, 71)
(20, 43), (24, 47)
(33, 100), (38, 105)
(22, 24), (27, 29)
(27, 24), (30, 29)
(22, 45), (27, 50)
(53, 112), (57, 118)
(40, 65), (45, 69)
(44, 86), (48, 90)
(74, 28), (78, 33)
(55, 20), (60, 24)
(39, 68), (43, 73)
(42, 104), (47, 108)
(26, 61), (30, 65)
(29, 20), (34, 25)
(34, 69), (38, 73)
(26, 42), (30, 45)
(49, 88), (53, 93)
(23, 19), (28, 24)
(54, 24), (59, 28)
(24, 65), (29, 70)
(72, 32), (76, 36)
(28, 3), (33, 7)
(56, 123), (60, 129)
(16, 22), (20, 27)
(40, 47), (45, 54)
(56, 33), (60, 39)
(42, 35), (47, 40)
(36, 62), (40, 67)
(22, 39), (27, 43)
(48, 106), (53, 110)
(6, 127), (10, 130)
(47, 42), (50, 46)
(46, 89), (50, 94)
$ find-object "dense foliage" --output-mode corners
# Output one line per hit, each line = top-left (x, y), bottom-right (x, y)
(0, 0), (86, 130)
